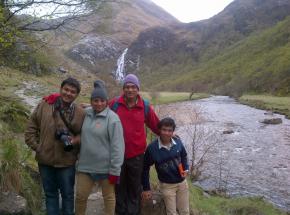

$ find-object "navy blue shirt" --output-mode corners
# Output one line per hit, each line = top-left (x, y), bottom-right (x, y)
(142, 137), (189, 191)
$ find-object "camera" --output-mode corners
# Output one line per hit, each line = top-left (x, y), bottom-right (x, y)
(55, 129), (73, 152)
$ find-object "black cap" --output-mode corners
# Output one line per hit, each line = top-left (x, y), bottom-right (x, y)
(91, 80), (108, 100)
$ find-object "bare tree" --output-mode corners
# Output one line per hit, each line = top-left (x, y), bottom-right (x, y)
(180, 106), (222, 181)
(154, 102), (232, 196)
(204, 146), (231, 197)
(1, 0), (102, 30)
(0, 0), (115, 50)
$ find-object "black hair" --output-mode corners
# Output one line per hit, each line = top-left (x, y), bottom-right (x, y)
(61, 77), (81, 94)
(157, 117), (176, 131)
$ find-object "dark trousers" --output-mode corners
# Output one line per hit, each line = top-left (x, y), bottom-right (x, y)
(38, 164), (75, 215)
(115, 154), (144, 215)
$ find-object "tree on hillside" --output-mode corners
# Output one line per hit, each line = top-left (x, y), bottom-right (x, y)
(0, 0), (110, 69)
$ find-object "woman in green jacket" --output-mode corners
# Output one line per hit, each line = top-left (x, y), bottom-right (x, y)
(75, 80), (125, 215)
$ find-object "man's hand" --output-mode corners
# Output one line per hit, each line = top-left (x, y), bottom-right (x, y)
(69, 135), (81, 145)
(141, 191), (152, 201)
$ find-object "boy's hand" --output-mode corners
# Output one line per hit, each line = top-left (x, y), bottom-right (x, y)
(181, 170), (188, 178)
(141, 191), (152, 200)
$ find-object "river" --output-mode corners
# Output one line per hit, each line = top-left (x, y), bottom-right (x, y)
(160, 96), (290, 211)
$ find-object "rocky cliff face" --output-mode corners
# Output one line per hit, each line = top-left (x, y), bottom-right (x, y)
(61, 0), (178, 74)
(67, 35), (123, 72)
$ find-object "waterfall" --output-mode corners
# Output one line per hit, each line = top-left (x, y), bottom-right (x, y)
(115, 48), (128, 81)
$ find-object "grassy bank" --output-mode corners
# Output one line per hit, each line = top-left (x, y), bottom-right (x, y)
(189, 185), (286, 215)
(239, 94), (290, 118)
(0, 94), (43, 214)
(0, 68), (46, 214)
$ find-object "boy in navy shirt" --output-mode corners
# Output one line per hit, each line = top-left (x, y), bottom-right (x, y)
(141, 117), (190, 215)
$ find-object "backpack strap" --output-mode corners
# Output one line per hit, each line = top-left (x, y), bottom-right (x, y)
(111, 96), (120, 113)
(143, 98), (150, 119)
(111, 96), (150, 119)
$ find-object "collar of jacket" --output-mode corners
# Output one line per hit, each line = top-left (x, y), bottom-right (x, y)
(86, 106), (109, 117)
(158, 137), (177, 150)
(118, 94), (143, 109)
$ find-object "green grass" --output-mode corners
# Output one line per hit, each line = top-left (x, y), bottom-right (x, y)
(147, 168), (286, 215)
(239, 94), (290, 118)
(141, 91), (208, 105)
(189, 184), (286, 215)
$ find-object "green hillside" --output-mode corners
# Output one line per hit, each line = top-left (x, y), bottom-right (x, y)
(149, 16), (290, 96)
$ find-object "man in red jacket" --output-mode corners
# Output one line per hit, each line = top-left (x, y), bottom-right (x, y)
(109, 74), (159, 215)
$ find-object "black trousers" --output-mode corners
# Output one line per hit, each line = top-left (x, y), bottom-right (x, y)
(115, 154), (144, 215)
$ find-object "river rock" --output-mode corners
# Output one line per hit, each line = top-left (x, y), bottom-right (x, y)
(0, 191), (28, 214)
(260, 118), (282, 125)
(223, 129), (234, 134)
(264, 111), (274, 116)
(141, 192), (166, 215)
(57, 67), (68, 73)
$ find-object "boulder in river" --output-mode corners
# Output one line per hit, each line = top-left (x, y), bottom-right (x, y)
(260, 118), (282, 125)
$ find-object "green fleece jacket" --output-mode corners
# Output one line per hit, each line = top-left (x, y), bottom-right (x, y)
(77, 107), (125, 176)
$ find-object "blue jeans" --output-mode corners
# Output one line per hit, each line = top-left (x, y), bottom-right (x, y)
(38, 164), (75, 215)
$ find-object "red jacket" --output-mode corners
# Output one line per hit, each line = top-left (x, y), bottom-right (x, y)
(109, 94), (159, 159)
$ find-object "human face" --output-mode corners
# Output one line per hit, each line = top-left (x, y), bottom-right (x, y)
(159, 126), (174, 144)
(91, 98), (107, 113)
(60, 84), (79, 104)
(123, 83), (139, 100)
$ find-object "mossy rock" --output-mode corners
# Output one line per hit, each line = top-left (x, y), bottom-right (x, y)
(228, 206), (265, 215)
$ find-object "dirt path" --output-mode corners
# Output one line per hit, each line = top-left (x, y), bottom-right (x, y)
(14, 81), (42, 110)
(86, 191), (105, 215)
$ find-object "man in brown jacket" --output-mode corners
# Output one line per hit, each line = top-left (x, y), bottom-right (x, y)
(25, 77), (85, 215)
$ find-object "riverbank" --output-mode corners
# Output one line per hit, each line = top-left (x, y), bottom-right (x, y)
(147, 169), (286, 215)
(239, 94), (290, 118)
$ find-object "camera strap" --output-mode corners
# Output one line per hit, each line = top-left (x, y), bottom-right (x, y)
(52, 97), (77, 136)
(58, 109), (77, 136)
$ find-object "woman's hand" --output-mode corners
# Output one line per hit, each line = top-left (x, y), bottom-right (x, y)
(108, 175), (120, 184)
(141, 191), (152, 200)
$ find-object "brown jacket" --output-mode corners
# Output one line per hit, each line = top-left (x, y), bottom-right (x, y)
(25, 100), (85, 167)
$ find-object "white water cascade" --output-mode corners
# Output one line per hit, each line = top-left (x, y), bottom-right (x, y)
(115, 48), (128, 81)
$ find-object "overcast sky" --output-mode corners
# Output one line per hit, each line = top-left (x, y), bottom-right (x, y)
(151, 0), (235, 23)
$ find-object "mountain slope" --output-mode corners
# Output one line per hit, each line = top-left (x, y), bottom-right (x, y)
(153, 16), (290, 95)
(124, 0), (290, 94)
